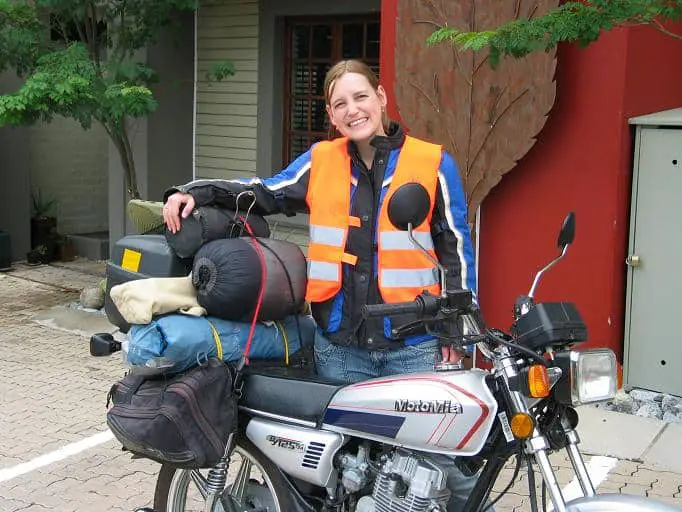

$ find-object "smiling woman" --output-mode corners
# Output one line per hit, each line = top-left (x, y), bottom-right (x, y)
(323, 60), (388, 167)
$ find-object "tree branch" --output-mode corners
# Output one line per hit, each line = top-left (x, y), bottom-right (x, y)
(72, 13), (95, 63)
(107, 125), (133, 196)
(120, 121), (140, 199)
(89, 1), (101, 69)
(115, 1), (127, 63)
(83, 12), (95, 64)
(56, 16), (70, 43)
(73, 14), (87, 45)
(653, 20), (682, 41)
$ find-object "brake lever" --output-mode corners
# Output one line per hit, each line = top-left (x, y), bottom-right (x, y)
(389, 318), (440, 339)
(390, 310), (464, 343)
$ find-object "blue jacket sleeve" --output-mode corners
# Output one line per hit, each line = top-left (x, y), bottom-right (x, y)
(431, 150), (478, 302)
(165, 149), (313, 216)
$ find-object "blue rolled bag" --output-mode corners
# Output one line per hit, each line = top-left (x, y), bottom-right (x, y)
(126, 313), (317, 374)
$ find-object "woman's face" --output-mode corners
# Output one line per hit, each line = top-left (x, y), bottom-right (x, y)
(326, 72), (388, 143)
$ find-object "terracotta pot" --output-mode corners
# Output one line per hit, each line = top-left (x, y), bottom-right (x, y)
(59, 241), (76, 262)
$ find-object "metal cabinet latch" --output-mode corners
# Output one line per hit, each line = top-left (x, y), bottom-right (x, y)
(626, 254), (641, 267)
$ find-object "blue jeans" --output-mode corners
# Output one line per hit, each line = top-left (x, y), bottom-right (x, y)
(314, 331), (494, 512)
(314, 330), (439, 381)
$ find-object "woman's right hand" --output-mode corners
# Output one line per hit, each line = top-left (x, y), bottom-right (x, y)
(163, 192), (196, 234)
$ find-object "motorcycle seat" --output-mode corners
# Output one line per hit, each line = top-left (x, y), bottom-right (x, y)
(239, 366), (344, 424)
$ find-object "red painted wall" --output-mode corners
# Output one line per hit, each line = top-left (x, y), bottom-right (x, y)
(476, 26), (682, 362)
(379, 2), (682, 362)
(478, 30), (631, 357)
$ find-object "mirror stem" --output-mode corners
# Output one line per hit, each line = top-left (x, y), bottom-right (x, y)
(528, 245), (569, 298)
(408, 223), (448, 297)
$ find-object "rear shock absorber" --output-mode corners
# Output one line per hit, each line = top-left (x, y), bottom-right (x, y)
(203, 432), (237, 510)
(205, 457), (229, 495)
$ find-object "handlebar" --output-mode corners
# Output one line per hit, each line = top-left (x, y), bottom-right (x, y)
(361, 292), (544, 363)
(361, 294), (440, 319)
(361, 300), (422, 318)
(361, 291), (488, 344)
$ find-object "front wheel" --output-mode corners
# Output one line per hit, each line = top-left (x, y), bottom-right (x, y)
(153, 435), (298, 512)
(566, 493), (682, 511)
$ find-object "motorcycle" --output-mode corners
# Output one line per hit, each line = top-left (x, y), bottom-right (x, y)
(144, 183), (680, 512)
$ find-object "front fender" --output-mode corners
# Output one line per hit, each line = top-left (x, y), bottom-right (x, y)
(567, 493), (681, 511)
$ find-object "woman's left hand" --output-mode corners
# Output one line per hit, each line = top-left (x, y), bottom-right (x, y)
(440, 345), (463, 365)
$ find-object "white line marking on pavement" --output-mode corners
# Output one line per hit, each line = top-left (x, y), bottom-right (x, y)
(548, 455), (619, 511)
(0, 430), (115, 483)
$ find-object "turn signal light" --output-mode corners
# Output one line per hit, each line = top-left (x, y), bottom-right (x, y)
(527, 364), (551, 398)
(510, 413), (535, 439)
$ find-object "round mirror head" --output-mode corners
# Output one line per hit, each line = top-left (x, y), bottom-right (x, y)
(557, 212), (576, 249)
(387, 182), (431, 231)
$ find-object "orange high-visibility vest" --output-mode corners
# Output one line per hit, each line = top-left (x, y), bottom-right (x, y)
(305, 136), (442, 303)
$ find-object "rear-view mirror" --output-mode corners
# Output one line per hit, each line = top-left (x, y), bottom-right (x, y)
(557, 212), (576, 249)
(387, 183), (431, 231)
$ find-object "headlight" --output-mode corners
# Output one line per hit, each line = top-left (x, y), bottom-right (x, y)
(553, 349), (617, 406)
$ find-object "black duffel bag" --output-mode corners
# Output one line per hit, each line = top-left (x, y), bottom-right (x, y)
(165, 206), (271, 259)
(106, 358), (237, 469)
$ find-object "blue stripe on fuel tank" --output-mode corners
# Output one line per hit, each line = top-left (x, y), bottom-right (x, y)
(323, 409), (405, 439)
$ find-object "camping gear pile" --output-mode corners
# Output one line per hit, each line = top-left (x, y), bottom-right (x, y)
(104, 205), (312, 373)
(104, 203), (314, 467)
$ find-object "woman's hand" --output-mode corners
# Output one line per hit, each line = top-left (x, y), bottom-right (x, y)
(163, 192), (196, 234)
(441, 345), (464, 365)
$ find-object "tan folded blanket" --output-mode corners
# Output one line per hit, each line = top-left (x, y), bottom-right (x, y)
(110, 275), (206, 325)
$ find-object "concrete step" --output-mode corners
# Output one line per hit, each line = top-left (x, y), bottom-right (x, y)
(576, 405), (682, 473)
(69, 231), (109, 261)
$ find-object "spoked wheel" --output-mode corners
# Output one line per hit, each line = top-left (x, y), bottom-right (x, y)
(153, 436), (297, 512)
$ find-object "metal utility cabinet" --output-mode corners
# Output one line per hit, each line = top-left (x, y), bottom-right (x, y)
(625, 108), (682, 397)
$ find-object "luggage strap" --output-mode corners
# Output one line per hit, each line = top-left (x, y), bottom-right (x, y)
(275, 321), (290, 366)
(207, 320), (224, 360)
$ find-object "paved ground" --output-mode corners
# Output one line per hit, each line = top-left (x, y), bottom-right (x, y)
(0, 260), (680, 512)
(0, 262), (159, 512)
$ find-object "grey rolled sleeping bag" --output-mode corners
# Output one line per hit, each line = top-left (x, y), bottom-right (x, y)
(191, 237), (307, 322)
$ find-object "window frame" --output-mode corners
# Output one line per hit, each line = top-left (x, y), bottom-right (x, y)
(282, 14), (381, 165)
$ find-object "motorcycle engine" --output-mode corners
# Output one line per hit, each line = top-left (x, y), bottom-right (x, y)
(356, 450), (450, 512)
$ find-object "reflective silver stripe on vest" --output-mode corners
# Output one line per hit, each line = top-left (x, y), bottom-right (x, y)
(380, 268), (439, 288)
(379, 231), (434, 251)
(309, 225), (345, 247)
(308, 260), (340, 282)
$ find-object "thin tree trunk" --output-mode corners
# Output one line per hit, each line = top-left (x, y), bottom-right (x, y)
(120, 122), (140, 199)
(107, 122), (141, 200)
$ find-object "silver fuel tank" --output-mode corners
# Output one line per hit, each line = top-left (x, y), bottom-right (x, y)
(321, 369), (498, 456)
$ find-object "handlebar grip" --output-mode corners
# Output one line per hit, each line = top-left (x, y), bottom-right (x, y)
(361, 300), (423, 319)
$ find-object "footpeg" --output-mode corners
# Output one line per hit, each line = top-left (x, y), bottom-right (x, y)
(90, 332), (121, 356)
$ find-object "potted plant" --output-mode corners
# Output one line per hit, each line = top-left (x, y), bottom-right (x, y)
(31, 188), (58, 251)
(26, 244), (51, 265)
(53, 232), (76, 262)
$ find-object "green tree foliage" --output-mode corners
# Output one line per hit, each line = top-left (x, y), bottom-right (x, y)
(427, 1), (682, 67)
(0, 0), (234, 199)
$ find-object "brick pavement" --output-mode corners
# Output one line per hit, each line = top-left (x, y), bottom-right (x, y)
(490, 455), (682, 511)
(0, 267), (159, 511)
(0, 261), (681, 512)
